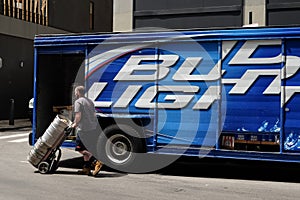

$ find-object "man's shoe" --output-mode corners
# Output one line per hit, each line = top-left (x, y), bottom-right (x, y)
(77, 167), (91, 175)
(92, 161), (103, 176)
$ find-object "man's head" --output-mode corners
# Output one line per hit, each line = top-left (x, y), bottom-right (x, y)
(74, 85), (85, 98)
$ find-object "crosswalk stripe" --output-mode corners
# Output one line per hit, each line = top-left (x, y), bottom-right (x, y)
(0, 133), (29, 140)
(8, 138), (28, 143)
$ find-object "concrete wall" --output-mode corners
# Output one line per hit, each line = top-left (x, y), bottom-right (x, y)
(0, 15), (66, 119)
(48, 0), (113, 33)
(96, 0), (113, 32)
(115, 0), (300, 30)
(0, 14), (66, 39)
(48, 0), (89, 32)
(113, 0), (133, 32)
(267, 0), (300, 26)
(133, 0), (243, 30)
(243, 0), (266, 26)
(0, 34), (33, 120)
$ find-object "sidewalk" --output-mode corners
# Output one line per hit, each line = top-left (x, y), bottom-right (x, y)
(0, 118), (32, 131)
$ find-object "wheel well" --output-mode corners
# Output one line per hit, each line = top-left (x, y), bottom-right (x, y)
(97, 116), (148, 152)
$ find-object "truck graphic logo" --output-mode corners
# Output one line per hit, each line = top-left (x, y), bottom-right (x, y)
(86, 40), (300, 110)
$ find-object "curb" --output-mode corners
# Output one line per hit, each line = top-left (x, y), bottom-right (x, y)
(0, 125), (32, 132)
(0, 119), (32, 132)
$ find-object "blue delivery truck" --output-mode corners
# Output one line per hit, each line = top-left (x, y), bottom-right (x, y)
(31, 26), (300, 172)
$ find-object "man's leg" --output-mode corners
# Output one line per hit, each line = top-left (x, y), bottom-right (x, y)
(78, 150), (92, 175)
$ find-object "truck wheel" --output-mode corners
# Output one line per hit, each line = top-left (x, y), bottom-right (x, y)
(97, 124), (145, 172)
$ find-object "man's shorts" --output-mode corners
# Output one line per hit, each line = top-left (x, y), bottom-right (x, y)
(75, 135), (87, 151)
(75, 128), (99, 152)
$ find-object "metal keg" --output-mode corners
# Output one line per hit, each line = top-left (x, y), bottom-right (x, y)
(40, 115), (71, 147)
(27, 115), (71, 168)
(27, 148), (45, 167)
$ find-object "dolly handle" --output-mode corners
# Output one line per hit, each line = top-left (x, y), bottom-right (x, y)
(64, 126), (73, 135)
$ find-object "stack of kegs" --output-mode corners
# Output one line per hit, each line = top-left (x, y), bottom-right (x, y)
(27, 115), (71, 168)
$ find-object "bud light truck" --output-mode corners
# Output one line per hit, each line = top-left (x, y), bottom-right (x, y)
(31, 26), (300, 172)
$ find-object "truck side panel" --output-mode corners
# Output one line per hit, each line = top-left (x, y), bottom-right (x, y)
(155, 41), (221, 148)
(222, 40), (282, 134)
(283, 39), (300, 152)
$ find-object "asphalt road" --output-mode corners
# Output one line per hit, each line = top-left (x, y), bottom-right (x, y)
(1, 128), (300, 200)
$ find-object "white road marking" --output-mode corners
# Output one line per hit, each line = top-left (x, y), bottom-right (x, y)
(9, 138), (28, 143)
(0, 132), (29, 140)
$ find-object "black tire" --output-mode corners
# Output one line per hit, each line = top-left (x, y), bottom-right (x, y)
(38, 162), (50, 174)
(97, 124), (145, 173)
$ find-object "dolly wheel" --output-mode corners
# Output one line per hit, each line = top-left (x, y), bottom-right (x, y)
(38, 162), (50, 174)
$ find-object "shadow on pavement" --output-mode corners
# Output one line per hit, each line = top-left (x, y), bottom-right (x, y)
(57, 156), (127, 178)
(58, 156), (83, 170)
(156, 156), (300, 183)
(55, 155), (300, 182)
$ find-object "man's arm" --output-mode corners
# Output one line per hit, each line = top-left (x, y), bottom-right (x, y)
(72, 112), (81, 128)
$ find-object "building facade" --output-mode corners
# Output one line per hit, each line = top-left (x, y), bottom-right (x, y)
(0, 0), (112, 119)
(113, 0), (300, 32)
